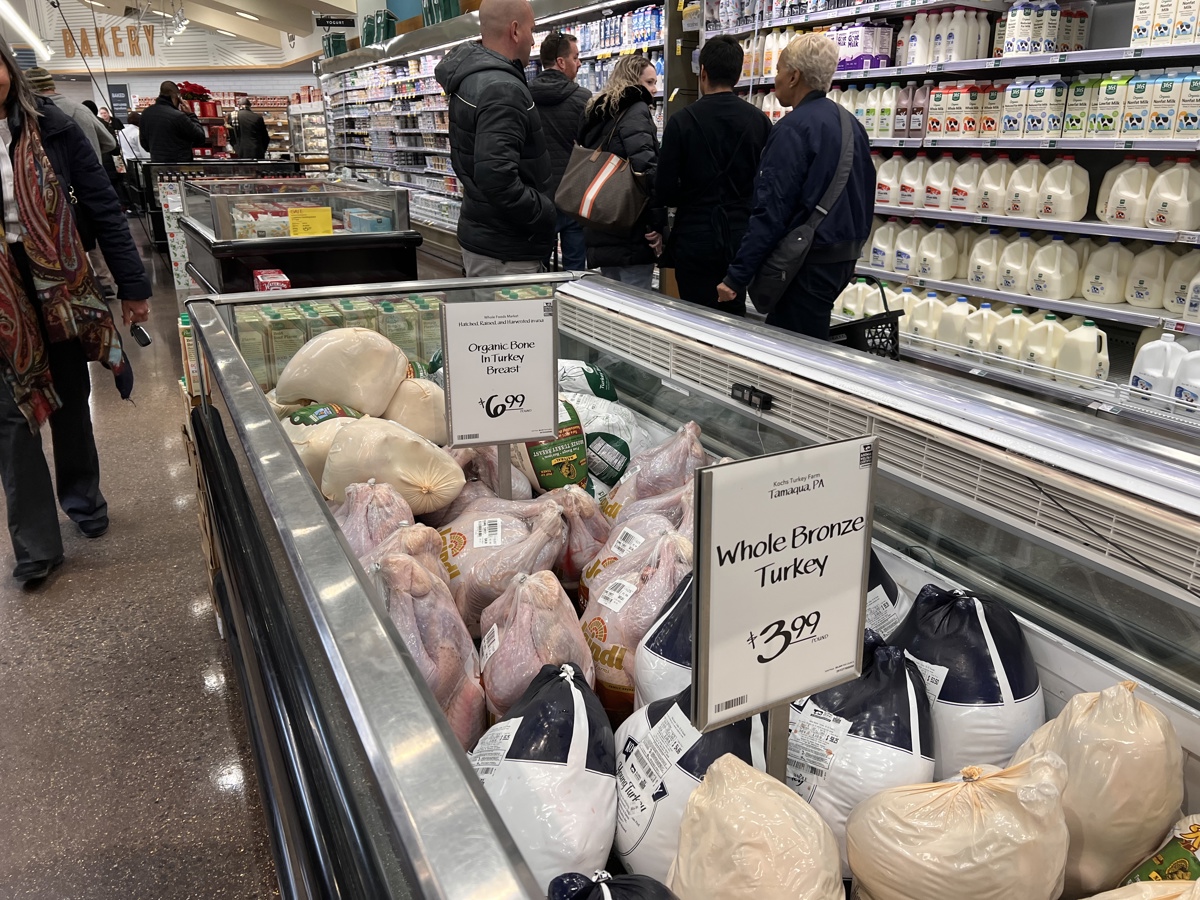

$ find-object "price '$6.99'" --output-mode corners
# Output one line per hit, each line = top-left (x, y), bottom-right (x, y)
(747, 611), (824, 664)
(478, 393), (526, 419)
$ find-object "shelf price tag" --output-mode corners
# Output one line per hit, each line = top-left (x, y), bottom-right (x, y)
(1040, 139), (1058, 148)
(691, 437), (876, 732)
(1178, 232), (1200, 245)
(288, 206), (333, 237)
(1165, 319), (1189, 333)
(598, 51), (612, 59)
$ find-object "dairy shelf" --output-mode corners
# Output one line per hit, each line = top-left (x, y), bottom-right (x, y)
(579, 40), (664, 61)
(704, 0), (1005, 40)
(872, 204), (1195, 244)
(871, 135), (1200, 151)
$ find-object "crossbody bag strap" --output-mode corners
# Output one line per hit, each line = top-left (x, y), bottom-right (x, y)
(804, 102), (856, 231)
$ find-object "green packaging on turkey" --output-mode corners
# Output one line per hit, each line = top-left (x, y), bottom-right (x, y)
(1121, 816), (1200, 884)
(513, 398), (590, 493)
(558, 359), (618, 401)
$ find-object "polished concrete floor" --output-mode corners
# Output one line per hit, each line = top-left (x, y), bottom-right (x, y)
(0, 227), (278, 898)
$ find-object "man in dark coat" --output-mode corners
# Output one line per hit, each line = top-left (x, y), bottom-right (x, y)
(435, 0), (555, 276)
(139, 80), (206, 164)
(529, 31), (590, 270)
(233, 99), (270, 159)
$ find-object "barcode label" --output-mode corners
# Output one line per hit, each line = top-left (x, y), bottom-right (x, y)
(469, 716), (522, 781)
(598, 578), (638, 612)
(905, 651), (949, 704)
(480, 624), (500, 670)
(589, 435), (630, 472)
(457, 433), (479, 440)
(788, 757), (825, 778)
(473, 518), (503, 548)
(787, 701), (852, 800)
(714, 694), (748, 714)
(611, 527), (645, 558)
(865, 585), (900, 637)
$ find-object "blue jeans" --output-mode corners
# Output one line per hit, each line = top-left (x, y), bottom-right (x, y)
(600, 264), (655, 290)
(555, 212), (588, 271)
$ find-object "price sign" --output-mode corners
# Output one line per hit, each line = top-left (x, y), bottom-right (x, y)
(440, 296), (557, 446)
(288, 207), (333, 236)
(691, 437), (876, 732)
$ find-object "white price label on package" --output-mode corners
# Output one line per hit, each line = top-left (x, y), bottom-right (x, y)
(787, 701), (853, 801)
(474, 518), (503, 548)
(480, 623), (500, 670)
(599, 578), (639, 613)
(905, 651), (949, 705)
(864, 585), (900, 637)
(470, 717), (522, 781)
(610, 527), (646, 558)
(616, 704), (700, 833)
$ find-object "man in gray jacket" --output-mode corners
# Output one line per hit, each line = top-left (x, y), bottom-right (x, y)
(26, 68), (116, 162)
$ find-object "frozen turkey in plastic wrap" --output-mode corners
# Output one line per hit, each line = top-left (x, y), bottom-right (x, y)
(862, 550), (914, 640)
(612, 477), (692, 531)
(846, 751), (1070, 900)
(383, 377), (447, 446)
(369, 551), (485, 750)
(542, 484), (611, 587)
(281, 403), (365, 485)
(1118, 813), (1200, 886)
(890, 584), (1045, 779)
(333, 480), (414, 559)
(267, 389), (308, 419)
(1010, 681), (1185, 899)
(580, 530), (693, 721)
(275, 327), (409, 416)
(549, 870), (678, 900)
(787, 629), (935, 878)
(450, 446), (533, 501)
(600, 422), (710, 522)
(439, 500), (567, 636)
(633, 573), (693, 710)
(321, 418), (466, 513)
(360, 520), (449, 587)
(578, 513), (676, 609)
(614, 686), (766, 883)
(478, 571), (595, 717)
(469, 662), (616, 893)
(1091, 884), (1200, 899)
(560, 391), (656, 498)
(419, 479), (496, 529)
(557, 359), (619, 401)
(668, 753), (842, 900)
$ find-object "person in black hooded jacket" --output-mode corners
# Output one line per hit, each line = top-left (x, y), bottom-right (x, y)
(435, 0), (556, 276)
(577, 55), (664, 289)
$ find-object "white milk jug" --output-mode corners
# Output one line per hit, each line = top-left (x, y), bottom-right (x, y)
(1165, 251), (1200, 317)
(1171, 350), (1200, 410)
(876, 153), (904, 206)
(864, 282), (892, 317)
(936, 295), (974, 350)
(1081, 237), (1135, 303)
(954, 226), (975, 279)
(977, 153), (1015, 214)
(898, 151), (931, 207)
(1038, 155), (1089, 221)
(1055, 319), (1110, 385)
(838, 278), (871, 318)
(1146, 157), (1200, 230)
(1105, 156), (1158, 224)
(1126, 244), (1171, 308)
(994, 307), (1033, 363)
(870, 217), (901, 270)
(906, 295), (945, 340)
(917, 223), (959, 280)
(967, 228), (1005, 289)
(1186, 265), (1200, 321)
(923, 155), (959, 209)
(878, 82), (899, 138)
(1096, 155), (1136, 219)
(962, 302), (1004, 354)
(999, 231), (1039, 293)
(893, 220), (929, 273)
(1027, 235), (1081, 300)
(1131, 331), (1188, 395)
(1007, 156), (1049, 216)
(1021, 313), (1070, 375)
(950, 152), (987, 212)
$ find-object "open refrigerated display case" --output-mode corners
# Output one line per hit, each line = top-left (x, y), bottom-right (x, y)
(186, 272), (1200, 899)
(288, 101), (331, 172)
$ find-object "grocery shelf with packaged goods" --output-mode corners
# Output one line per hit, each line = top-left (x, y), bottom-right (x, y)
(288, 100), (331, 173)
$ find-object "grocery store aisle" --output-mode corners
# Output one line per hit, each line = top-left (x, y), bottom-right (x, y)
(0, 231), (278, 899)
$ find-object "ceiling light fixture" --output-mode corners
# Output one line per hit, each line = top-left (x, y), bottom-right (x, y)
(81, 0), (106, 7)
(235, 10), (258, 20)
(216, 28), (234, 36)
(0, 0), (53, 60)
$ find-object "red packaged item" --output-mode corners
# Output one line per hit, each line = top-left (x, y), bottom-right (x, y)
(253, 269), (291, 291)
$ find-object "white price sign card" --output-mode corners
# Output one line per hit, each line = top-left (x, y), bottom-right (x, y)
(692, 436), (877, 732)
(441, 297), (558, 446)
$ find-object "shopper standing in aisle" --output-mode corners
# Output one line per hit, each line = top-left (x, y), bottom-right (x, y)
(0, 44), (151, 584)
(436, 0), (555, 276)
(529, 31), (590, 271)
(657, 36), (771, 315)
(233, 99), (271, 160)
(118, 111), (149, 161)
(717, 34), (874, 339)
(139, 81), (206, 164)
(83, 100), (134, 218)
(577, 55), (664, 289)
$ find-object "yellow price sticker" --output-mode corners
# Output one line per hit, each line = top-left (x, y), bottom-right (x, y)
(288, 206), (334, 237)
(598, 51), (612, 59)
(620, 47), (635, 55)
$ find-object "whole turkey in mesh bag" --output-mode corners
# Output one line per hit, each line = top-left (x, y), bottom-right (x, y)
(580, 531), (693, 721)
(557, 359), (618, 401)
(614, 687), (766, 883)
(419, 479), (497, 529)
(383, 377), (448, 446)
(1088, 885), (1200, 900)
(543, 484), (611, 587)
(845, 751), (1071, 900)
(281, 403), (365, 485)
(369, 552), (485, 750)
(439, 501), (567, 636)
(478, 571), (596, 718)
(786, 629), (935, 878)
(275, 327), (409, 416)
(668, 753), (843, 900)
(1119, 813), (1200, 885)
(334, 480), (414, 559)
(633, 573), (693, 710)
(600, 422), (710, 522)
(1010, 681), (1185, 899)
(361, 521), (449, 587)
(469, 662), (616, 893)
(450, 446), (534, 501)
(578, 513), (676, 609)
(549, 870), (678, 900)
(612, 477), (693, 531)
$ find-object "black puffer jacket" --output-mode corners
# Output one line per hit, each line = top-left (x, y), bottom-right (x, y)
(529, 69), (589, 196)
(139, 95), (205, 164)
(435, 42), (555, 262)
(578, 85), (663, 268)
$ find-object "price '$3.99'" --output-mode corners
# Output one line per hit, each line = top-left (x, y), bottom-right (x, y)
(747, 611), (823, 664)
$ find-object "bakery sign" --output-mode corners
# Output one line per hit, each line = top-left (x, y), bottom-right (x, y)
(62, 24), (156, 59)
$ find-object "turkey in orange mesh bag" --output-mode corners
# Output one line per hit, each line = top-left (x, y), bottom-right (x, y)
(600, 422), (712, 522)
(580, 529), (693, 721)
(845, 751), (1071, 900)
(438, 498), (567, 637)
(334, 480), (414, 559)
(1009, 681), (1185, 899)
(542, 484), (611, 589)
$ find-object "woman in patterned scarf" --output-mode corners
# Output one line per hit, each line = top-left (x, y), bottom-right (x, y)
(0, 44), (150, 585)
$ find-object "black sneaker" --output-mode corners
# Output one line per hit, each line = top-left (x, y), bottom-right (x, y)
(79, 518), (109, 539)
(13, 555), (63, 585)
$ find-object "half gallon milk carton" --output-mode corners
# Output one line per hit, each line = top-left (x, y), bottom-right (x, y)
(979, 82), (1006, 138)
(945, 83), (982, 135)
(1151, 71), (1184, 136)
(1152, 0), (1179, 43)
(1002, 78), (1034, 135)
(1174, 0), (1198, 42)
(1025, 74), (1069, 136)
(1063, 76), (1100, 136)
(1132, 0), (1156, 44)
(1177, 71), (1200, 137)
(1121, 70), (1160, 135)
(1090, 70), (1135, 135)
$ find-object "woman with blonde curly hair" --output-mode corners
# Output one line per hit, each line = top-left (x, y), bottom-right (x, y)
(576, 54), (665, 288)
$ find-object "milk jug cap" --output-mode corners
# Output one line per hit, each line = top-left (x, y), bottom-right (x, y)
(1083, 319), (1096, 326)
(901, 286), (914, 293)
(981, 302), (992, 309)
(857, 277), (867, 283)
(1052, 235), (1065, 242)
(180, 313), (190, 325)
(1178, 157), (1192, 164)
(1044, 313), (1057, 320)
(1018, 230), (1032, 237)
(1163, 333), (1177, 343)
(1109, 236), (1122, 243)
(927, 292), (938, 298)
(956, 296), (969, 303)
(935, 223), (947, 229)
(989, 227), (1001, 234)
(1012, 307), (1024, 314)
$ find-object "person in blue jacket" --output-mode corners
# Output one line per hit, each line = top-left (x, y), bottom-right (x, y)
(717, 33), (874, 339)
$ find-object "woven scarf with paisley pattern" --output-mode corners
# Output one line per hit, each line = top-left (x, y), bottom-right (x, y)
(0, 115), (123, 431)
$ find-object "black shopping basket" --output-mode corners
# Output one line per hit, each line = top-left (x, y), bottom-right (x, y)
(829, 274), (902, 360)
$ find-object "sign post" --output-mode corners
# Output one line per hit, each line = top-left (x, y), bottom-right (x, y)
(691, 436), (878, 780)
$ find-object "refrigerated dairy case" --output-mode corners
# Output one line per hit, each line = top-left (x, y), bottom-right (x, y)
(186, 274), (1200, 899)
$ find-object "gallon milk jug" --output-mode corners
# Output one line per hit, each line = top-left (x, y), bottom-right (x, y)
(1055, 319), (1110, 385)
(1082, 237), (1136, 303)
(878, 82), (899, 138)
(895, 81), (916, 134)
(917, 223), (959, 279)
(937, 295), (974, 350)
(1028, 235), (1080, 300)
(932, 9), (954, 62)
(899, 151), (931, 207)
(870, 217), (901, 270)
(893, 220), (929, 273)
(1038, 155), (1089, 221)
(907, 12), (932, 66)
(1165, 251), (1200, 317)
(909, 80), (934, 137)
(906, 294), (945, 340)
(977, 153), (1015, 214)
(870, 151), (885, 175)
(946, 5), (971, 60)
(863, 83), (882, 134)
(1105, 156), (1158, 224)
(839, 277), (872, 318)
(968, 228), (1005, 289)
(994, 307), (1033, 362)
(1131, 331), (1188, 395)
(876, 153), (904, 206)
(1096, 155), (1136, 218)
(1186, 264), (1200, 321)
(897, 285), (917, 321)
(1007, 156), (1049, 216)
(999, 231), (1039, 292)
(1126, 243), (1171, 307)
(1021, 313), (1070, 375)
(954, 226), (975, 279)
(962, 302), (1004, 354)
(923, 155), (959, 209)
(950, 152), (986, 211)
(1146, 157), (1200, 230)
(1171, 351), (1200, 410)
(863, 282), (892, 317)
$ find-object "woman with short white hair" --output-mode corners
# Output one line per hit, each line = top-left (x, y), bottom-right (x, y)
(717, 33), (875, 339)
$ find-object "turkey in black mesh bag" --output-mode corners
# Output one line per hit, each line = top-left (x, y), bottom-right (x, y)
(862, 549), (913, 640)
(549, 869), (678, 900)
(633, 573), (693, 710)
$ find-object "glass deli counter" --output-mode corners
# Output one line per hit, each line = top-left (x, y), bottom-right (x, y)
(180, 178), (421, 294)
(186, 275), (1200, 899)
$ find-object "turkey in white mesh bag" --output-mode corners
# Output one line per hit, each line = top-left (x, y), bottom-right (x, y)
(281, 403), (365, 485)
(275, 327), (409, 416)
(479, 571), (595, 718)
(450, 446), (533, 501)
(600, 422), (710, 522)
(383, 377), (448, 446)
(543, 484), (611, 588)
(360, 521), (449, 587)
(633, 573), (693, 710)
(333, 480), (414, 559)
(439, 500), (567, 636)
(1089, 884), (1200, 900)
(580, 530), (693, 722)
(369, 551), (485, 750)
(578, 513), (676, 610)
(419, 479), (497, 529)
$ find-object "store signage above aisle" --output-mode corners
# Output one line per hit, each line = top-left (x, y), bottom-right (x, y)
(691, 437), (877, 732)
(441, 295), (558, 447)
(316, 16), (358, 28)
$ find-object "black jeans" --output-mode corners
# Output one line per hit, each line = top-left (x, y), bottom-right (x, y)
(766, 258), (858, 341)
(674, 255), (746, 318)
